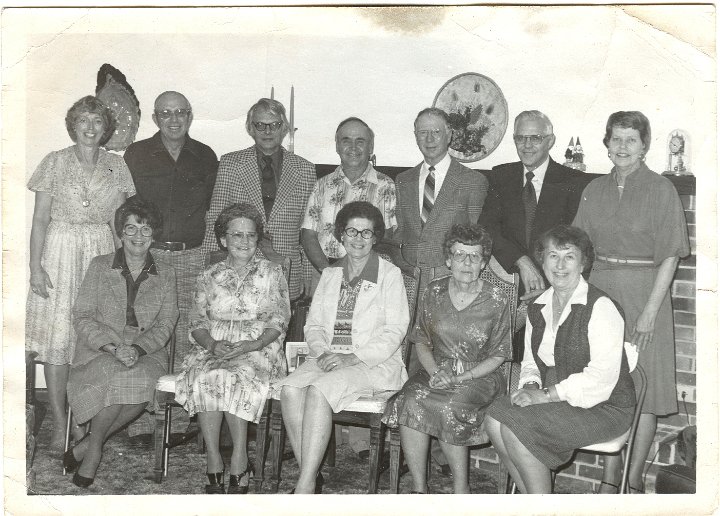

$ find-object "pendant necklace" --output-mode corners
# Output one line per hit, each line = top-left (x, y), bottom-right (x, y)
(75, 146), (95, 208)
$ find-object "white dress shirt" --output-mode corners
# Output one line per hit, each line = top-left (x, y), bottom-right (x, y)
(524, 156), (550, 200)
(417, 152), (452, 213)
(518, 278), (625, 408)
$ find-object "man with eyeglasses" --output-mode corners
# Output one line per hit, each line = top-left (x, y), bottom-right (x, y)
(201, 98), (316, 301)
(123, 90), (218, 440)
(394, 107), (488, 294)
(478, 110), (584, 301)
(301, 117), (397, 284)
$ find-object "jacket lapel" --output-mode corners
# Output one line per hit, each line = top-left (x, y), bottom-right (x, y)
(241, 148), (265, 223)
(269, 148), (295, 227)
(107, 266), (127, 308)
(424, 159), (459, 230)
(535, 158), (563, 225)
(404, 164), (423, 233)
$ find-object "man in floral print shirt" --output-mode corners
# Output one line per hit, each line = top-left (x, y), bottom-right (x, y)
(301, 117), (397, 280)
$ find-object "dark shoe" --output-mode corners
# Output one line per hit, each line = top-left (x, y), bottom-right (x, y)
(205, 470), (225, 494)
(629, 484), (645, 494)
(227, 464), (254, 494)
(128, 433), (153, 447)
(358, 450), (370, 461)
(72, 471), (94, 488)
(315, 472), (324, 494)
(63, 433), (91, 473)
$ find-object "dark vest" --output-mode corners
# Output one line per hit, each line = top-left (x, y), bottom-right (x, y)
(528, 283), (636, 409)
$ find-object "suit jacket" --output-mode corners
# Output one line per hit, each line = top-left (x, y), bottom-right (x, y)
(478, 158), (584, 274)
(72, 251), (179, 367)
(306, 257), (410, 391)
(201, 146), (316, 299)
(393, 157), (488, 270)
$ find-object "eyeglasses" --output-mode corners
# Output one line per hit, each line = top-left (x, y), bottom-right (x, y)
(343, 227), (375, 239)
(414, 129), (444, 140)
(252, 121), (283, 133)
(451, 250), (484, 264)
(226, 231), (258, 241)
(513, 134), (551, 145)
(155, 109), (192, 120)
(123, 224), (153, 237)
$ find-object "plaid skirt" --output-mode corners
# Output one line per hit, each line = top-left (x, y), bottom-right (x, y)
(67, 352), (166, 424)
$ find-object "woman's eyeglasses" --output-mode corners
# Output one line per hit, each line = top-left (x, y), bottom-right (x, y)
(343, 227), (375, 239)
(123, 225), (153, 237)
(226, 231), (258, 241)
(451, 250), (483, 264)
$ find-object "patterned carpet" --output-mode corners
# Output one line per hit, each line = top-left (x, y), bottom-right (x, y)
(27, 401), (499, 496)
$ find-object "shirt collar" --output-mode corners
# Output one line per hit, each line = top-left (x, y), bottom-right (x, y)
(524, 156), (550, 183)
(150, 131), (201, 158)
(337, 162), (378, 185)
(329, 250), (379, 284)
(611, 161), (650, 186)
(423, 152), (452, 178)
(111, 247), (158, 275)
(534, 277), (588, 323)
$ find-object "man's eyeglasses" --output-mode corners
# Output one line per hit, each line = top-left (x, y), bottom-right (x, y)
(343, 227), (375, 239)
(155, 109), (192, 120)
(414, 129), (444, 140)
(253, 121), (283, 133)
(226, 231), (258, 241)
(123, 225), (153, 237)
(451, 250), (483, 264)
(513, 134), (550, 146)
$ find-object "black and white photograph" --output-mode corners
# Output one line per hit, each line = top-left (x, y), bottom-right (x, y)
(2, 4), (716, 515)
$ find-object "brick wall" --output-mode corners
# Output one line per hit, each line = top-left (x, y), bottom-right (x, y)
(471, 185), (697, 494)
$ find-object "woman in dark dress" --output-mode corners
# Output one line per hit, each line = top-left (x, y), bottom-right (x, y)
(485, 225), (635, 494)
(383, 224), (512, 493)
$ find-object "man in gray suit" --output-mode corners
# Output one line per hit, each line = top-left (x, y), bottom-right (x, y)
(393, 107), (488, 293)
(393, 107), (489, 473)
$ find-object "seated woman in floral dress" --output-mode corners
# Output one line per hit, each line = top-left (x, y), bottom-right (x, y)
(383, 224), (512, 493)
(174, 203), (290, 494)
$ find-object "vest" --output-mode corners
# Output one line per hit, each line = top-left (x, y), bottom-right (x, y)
(528, 283), (636, 409)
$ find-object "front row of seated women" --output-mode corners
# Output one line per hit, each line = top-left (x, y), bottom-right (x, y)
(65, 197), (635, 494)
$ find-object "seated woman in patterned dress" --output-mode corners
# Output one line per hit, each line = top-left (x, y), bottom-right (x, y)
(65, 198), (178, 488)
(174, 203), (290, 494)
(485, 225), (636, 493)
(274, 201), (410, 494)
(383, 224), (512, 493)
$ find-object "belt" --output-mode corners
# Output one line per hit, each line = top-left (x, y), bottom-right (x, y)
(151, 241), (200, 252)
(595, 254), (654, 266)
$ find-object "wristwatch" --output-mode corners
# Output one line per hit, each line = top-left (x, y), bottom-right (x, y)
(524, 381), (540, 389)
(543, 387), (551, 399)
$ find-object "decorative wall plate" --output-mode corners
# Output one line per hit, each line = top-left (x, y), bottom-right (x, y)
(95, 64), (140, 152)
(433, 72), (508, 163)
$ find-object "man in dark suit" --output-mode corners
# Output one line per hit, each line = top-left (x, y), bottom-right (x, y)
(201, 98), (316, 301)
(393, 107), (488, 293)
(479, 110), (584, 299)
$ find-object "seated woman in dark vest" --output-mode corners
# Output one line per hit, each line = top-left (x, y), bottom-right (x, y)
(485, 225), (635, 493)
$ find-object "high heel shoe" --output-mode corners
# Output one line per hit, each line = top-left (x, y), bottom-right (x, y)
(63, 432), (91, 473)
(72, 471), (94, 488)
(205, 470), (225, 494)
(227, 463), (254, 494)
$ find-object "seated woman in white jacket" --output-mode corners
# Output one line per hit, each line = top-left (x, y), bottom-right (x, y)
(274, 201), (409, 494)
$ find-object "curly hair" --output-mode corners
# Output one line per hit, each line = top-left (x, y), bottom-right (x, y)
(65, 95), (116, 146)
(333, 201), (385, 243)
(442, 224), (493, 262)
(114, 196), (163, 237)
(533, 225), (595, 272)
(213, 203), (264, 251)
(245, 98), (290, 138)
(603, 111), (651, 153)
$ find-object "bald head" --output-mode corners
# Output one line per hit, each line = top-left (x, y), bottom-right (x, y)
(153, 91), (193, 147)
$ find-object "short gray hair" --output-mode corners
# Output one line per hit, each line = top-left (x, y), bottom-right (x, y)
(245, 98), (290, 137)
(514, 110), (553, 135)
(414, 107), (450, 128)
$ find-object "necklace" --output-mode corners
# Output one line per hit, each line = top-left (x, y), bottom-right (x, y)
(74, 146), (96, 208)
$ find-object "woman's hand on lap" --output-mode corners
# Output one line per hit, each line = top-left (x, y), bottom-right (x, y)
(210, 339), (232, 357)
(510, 388), (549, 407)
(222, 340), (254, 360)
(429, 370), (455, 390)
(318, 352), (358, 372)
(115, 345), (138, 367)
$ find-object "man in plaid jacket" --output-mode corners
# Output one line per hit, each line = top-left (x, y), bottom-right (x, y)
(201, 98), (316, 300)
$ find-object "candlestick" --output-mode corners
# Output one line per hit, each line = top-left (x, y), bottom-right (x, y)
(270, 86), (274, 100)
(289, 85), (295, 153)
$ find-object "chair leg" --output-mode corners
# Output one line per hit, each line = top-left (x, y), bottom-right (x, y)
(161, 403), (173, 479)
(389, 427), (402, 494)
(152, 399), (167, 483)
(254, 401), (271, 493)
(618, 449), (629, 494)
(62, 406), (72, 475)
(497, 456), (509, 494)
(268, 402), (285, 493)
(367, 419), (385, 494)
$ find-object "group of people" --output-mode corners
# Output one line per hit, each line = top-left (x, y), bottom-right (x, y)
(26, 89), (689, 495)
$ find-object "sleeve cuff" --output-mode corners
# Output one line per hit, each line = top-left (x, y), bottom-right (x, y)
(131, 344), (147, 357)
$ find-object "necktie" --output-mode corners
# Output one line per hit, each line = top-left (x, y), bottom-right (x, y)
(261, 155), (275, 220)
(421, 166), (435, 226)
(522, 171), (537, 248)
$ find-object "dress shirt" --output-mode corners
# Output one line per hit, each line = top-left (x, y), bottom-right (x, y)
(417, 152), (452, 212)
(524, 156), (550, 200)
(124, 132), (218, 246)
(518, 278), (625, 408)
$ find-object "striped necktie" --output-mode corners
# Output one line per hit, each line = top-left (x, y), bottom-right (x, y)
(421, 165), (436, 226)
(522, 171), (537, 248)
